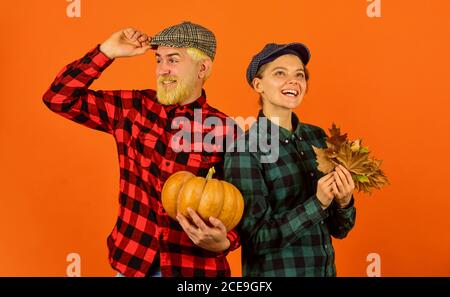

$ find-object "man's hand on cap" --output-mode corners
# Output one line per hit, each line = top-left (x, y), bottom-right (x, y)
(100, 28), (152, 59)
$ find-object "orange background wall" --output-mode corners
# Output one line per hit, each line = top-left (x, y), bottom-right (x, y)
(1, 0), (449, 276)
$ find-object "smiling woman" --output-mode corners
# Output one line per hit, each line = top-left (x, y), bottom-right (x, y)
(224, 42), (357, 277)
(254, 54), (307, 115)
(253, 49), (310, 107)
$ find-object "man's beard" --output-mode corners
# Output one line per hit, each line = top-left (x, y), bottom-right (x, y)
(156, 75), (196, 105)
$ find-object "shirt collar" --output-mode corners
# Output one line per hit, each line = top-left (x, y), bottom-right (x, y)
(257, 110), (303, 143)
(162, 89), (207, 114)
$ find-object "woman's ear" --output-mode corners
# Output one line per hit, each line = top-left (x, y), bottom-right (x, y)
(252, 78), (264, 94)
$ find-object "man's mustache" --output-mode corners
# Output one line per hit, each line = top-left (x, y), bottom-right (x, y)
(158, 75), (178, 84)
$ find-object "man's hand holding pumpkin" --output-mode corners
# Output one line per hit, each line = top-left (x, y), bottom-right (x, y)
(177, 208), (230, 253)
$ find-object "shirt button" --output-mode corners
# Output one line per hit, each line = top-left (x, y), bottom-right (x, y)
(324, 244), (328, 249)
(310, 172), (314, 177)
(300, 151), (305, 156)
(284, 139), (289, 144)
(321, 221), (324, 225)
(165, 161), (170, 166)
(299, 137), (303, 141)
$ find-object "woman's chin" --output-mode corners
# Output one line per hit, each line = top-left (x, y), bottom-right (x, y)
(284, 100), (302, 110)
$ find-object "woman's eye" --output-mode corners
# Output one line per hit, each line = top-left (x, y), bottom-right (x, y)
(297, 72), (305, 78)
(274, 71), (285, 76)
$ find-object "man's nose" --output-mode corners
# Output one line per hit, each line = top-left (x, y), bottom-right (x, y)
(157, 63), (171, 76)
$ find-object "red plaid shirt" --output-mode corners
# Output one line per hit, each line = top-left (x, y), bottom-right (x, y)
(43, 45), (241, 277)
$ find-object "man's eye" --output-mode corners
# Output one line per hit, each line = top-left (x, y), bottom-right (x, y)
(297, 72), (305, 78)
(274, 71), (285, 76)
(169, 59), (178, 64)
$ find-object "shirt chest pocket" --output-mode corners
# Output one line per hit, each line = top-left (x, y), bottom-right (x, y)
(129, 131), (159, 168)
(173, 152), (223, 177)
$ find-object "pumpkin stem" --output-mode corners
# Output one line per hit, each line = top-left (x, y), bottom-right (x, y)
(206, 167), (216, 180)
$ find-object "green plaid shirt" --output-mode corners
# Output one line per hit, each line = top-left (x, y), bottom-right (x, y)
(224, 111), (356, 276)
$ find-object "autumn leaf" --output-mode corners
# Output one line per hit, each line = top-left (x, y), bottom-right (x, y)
(335, 144), (371, 175)
(355, 175), (370, 183)
(360, 146), (369, 153)
(314, 124), (389, 194)
(328, 123), (348, 148)
(350, 140), (361, 152)
(312, 146), (335, 174)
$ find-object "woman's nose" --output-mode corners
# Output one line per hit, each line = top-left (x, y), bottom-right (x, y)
(287, 77), (300, 85)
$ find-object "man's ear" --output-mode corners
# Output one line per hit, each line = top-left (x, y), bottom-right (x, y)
(198, 59), (212, 80)
(252, 78), (264, 94)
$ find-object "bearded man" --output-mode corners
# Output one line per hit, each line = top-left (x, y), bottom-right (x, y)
(43, 21), (240, 277)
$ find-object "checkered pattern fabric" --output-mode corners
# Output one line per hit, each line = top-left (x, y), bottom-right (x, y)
(224, 111), (356, 276)
(150, 21), (217, 61)
(43, 45), (241, 277)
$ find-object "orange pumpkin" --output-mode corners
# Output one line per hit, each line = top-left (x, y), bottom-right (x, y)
(161, 167), (244, 231)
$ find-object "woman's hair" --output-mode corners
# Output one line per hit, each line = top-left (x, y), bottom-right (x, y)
(254, 61), (310, 106)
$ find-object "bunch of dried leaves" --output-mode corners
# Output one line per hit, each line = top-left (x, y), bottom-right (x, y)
(312, 124), (389, 193)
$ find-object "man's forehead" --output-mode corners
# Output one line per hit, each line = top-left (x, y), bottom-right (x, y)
(155, 46), (187, 57)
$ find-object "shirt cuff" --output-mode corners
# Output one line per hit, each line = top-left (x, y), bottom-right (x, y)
(213, 230), (240, 258)
(226, 229), (240, 251)
(83, 44), (115, 71)
(305, 195), (330, 224)
(287, 195), (329, 232)
(334, 196), (356, 217)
